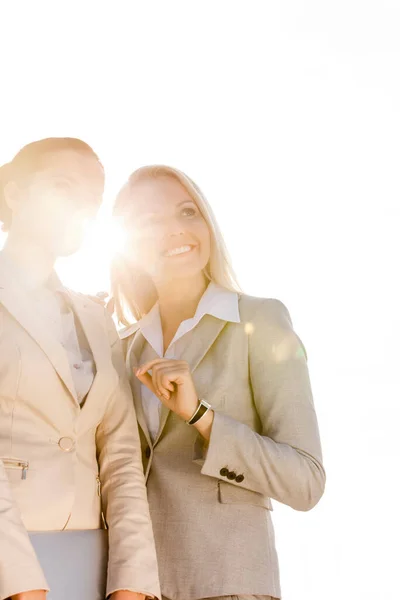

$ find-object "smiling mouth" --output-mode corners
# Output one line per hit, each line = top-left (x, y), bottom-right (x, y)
(163, 245), (196, 258)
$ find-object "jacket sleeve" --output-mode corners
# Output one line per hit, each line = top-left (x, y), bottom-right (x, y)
(197, 299), (326, 511)
(0, 461), (49, 600)
(96, 313), (160, 599)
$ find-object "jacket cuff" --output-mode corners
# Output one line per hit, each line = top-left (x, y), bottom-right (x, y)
(192, 434), (209, 466)
(106, 565), (161, 600)
(0, 563), (49, 600)
(199, 411), (259, 492)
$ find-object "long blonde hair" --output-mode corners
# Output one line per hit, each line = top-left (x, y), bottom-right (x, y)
(111, 165), (241, 325)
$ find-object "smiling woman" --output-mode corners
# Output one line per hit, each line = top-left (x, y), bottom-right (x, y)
(111, 164), (240, 324)
(110, 164), (325, 600)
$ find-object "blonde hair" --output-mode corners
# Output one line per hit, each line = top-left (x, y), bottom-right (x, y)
(111, 165), (241, 325)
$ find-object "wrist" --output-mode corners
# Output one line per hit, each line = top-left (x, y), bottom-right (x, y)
(185, 399), (211, 426)
(193, 408), (214, 441)
(179, 398), (200, 422)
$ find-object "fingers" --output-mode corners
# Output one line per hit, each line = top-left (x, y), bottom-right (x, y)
(135, 367), (172, 400)
(135, 359), (165, 376)
(136, 358), (187, 376)
(135, 370), (158, 396)
(135, 359), (189, 401)
(151, 365), (175, 400)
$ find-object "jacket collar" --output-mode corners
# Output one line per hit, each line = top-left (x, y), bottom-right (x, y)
(123, 283), (241, 446)
(0, 253), (118, 414)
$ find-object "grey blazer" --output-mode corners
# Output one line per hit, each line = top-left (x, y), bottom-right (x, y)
(122, 294), (325, 600)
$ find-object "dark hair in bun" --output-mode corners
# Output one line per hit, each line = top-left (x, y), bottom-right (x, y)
(0, 137), (102, 232)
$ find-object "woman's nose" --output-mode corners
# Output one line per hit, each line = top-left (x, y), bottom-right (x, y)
(163, 216), (186, 237)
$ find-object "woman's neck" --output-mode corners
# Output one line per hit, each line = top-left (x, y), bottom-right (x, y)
(2, 234), (56, 290)
(156, 273), (209, 352)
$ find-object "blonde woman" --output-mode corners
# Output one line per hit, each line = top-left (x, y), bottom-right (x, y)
(0, 139), (160, 600)
(111, 166), (325, 600)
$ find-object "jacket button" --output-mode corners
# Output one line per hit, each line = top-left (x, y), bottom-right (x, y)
(145, 447), (151, 459)
(219, 468), (229, 477)
(235, 474), (244, 483)
(58, 437), (74, 452)
(227, 471), (236, 480)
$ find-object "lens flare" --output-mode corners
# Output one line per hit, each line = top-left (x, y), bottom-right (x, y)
(56, 214), (127, 294)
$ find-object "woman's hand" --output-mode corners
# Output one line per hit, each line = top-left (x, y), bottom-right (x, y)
(10, 591), (47, 600)
(135, 359), (199, 421)
(136, 358), (215, 441)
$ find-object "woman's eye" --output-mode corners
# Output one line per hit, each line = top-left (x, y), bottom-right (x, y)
(181, 207), (196, 218)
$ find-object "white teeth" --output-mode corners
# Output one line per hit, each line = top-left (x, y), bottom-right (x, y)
(164, 245), (192, 257)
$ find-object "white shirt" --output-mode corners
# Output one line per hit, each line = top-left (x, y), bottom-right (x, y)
(137, 282), (240, 441)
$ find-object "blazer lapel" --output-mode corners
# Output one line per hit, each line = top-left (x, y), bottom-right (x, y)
(176, 314), (228, 374)
(66, 293), (119, 427)
(124, 315), (229, 446)
(153, 314), (228, 444)
(125, 329), (152, 447)
(153, 403), (171, 446)
(0, 283), (78, 403)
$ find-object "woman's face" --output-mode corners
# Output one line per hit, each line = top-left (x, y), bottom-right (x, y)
(8, 149), (104, 257)
(125, 176), (211, 284)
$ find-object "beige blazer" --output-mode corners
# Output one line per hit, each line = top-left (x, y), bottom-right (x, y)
(122, 294), (325, 600)
(0, 260), (160, 600)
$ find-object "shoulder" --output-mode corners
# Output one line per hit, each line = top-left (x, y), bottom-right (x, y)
(67, 289), (119, 345)
(239, 294), (307, 361)
(67, 289), (108, 319)
(238, 294), (292, 328)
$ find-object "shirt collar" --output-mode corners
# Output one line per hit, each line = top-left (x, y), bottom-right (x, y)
(137, 281), (240, 356)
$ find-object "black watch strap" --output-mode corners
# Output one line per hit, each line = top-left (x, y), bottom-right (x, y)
(186, 399), (211, 425)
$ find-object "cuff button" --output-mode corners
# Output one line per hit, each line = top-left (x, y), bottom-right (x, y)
(219, 468), (229, 477)
(235, 474), (244, 483)
(227, 471), (236, 480)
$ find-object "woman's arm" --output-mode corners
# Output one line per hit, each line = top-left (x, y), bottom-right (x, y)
(198, 299), (326, 511)
(137, 299), (325, 512)
(0, 461), (48, 600)
(96, 313), (160, 600)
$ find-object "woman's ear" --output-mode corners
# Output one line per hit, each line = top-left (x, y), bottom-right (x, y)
(3, 180), (22, 212)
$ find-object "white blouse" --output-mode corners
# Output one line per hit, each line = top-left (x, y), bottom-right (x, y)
(136, 282), (240, 441)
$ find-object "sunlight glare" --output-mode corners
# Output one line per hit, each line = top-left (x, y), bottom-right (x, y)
(56, 210), (127, 295)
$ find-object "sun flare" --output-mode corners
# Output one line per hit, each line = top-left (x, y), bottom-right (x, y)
(0, 207), (127, 297)
(56, 211), (127, 295)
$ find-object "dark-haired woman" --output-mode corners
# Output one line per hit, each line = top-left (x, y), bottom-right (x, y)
(0, 139), (160, 600)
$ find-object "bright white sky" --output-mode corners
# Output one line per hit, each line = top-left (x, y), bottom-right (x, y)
(0, 2), (399, 599)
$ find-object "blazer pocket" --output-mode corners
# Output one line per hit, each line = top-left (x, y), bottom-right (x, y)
(218, 480), (273, 510)
(1, 457), (29, 483)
